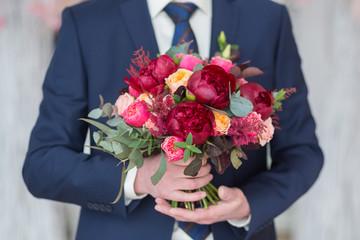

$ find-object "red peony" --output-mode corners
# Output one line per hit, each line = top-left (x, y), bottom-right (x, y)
(239, 82), (274, 120)
(187, 65), (236, 110)
(166, 101), (215, 145)
(124, 55), (178, 95)
(121, 101), (149, 127)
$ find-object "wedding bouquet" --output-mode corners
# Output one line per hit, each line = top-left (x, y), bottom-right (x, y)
(81, 32), (295, 209)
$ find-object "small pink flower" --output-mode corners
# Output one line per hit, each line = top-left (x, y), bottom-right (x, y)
(144, 119), (159, 132)
(129, 86), (141, 98)
(236, 78), (248, 87)
(161, 136), (185, 162)
(210, 57), (234, 73)
(259, 117), (275, 146)
(176, 53), (204, 71)
(121, 101), (149, 127)
(114, 93), (135, 116)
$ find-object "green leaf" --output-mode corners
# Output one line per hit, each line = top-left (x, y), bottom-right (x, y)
(93, 131), (102, 145)
(174, 142), (188, 149)
(151, 151), (167, 185)
(172, 94), (181, 105)
(192, 63), (204, 72)
(165, 45), (187, 58)
(125, 160), (136, 173)
(129, 148), (144, 168)
(230, 149), (243, 169)
(80, 118), (119, 137)
(190, 146), (202, 154)
(106, 117), (123, 127)
(183, 148), (190, 163)
(229, 91), (254, 117)
(99, 140), (113, 152)
(184, 158), (202, 177)
(88, 108), (103, 119)
(112, 141), (124, 155)
(186, 132), (193, 145)
(112, 135), (135, 146)
(102, 102), (113, 118)
(110, 164), (126, 204)
(128, 140), (141, 148)
(148, 138), (153, 155)
(115, 144), (131, 159)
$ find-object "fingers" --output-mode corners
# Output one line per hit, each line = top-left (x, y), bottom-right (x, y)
(165, 190), (207, 202)
(177, 174), (213, 190)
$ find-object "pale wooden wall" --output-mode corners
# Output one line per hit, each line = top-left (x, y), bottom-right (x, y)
(1, 0), (359, 239)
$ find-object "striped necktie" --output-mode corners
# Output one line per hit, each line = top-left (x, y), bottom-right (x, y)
(164, 2), (199, 52)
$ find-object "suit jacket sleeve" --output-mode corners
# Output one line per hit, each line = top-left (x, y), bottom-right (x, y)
(22, 8), (136, 218)
(235, 6), (324, 238)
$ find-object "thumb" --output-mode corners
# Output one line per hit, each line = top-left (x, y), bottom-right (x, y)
(218, 186), (236, 201)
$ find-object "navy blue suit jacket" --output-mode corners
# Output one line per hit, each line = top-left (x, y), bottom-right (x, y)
(23, 0), (323, 239)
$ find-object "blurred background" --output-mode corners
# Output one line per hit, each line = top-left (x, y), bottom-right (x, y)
(1, 0), (359, 239)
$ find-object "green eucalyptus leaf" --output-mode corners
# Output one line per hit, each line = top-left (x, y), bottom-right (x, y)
(184, 158), (202, 177)
(115, 144), (131, 159)
(110, 164), (126, 204)
(165, 45), (187, 58)
(125, 160), (136, 173)
(230, 91), (253, 117)
(230, 149), (243, 169)
(107, 117), (123, 127)
(99, 140), (113, 152)
(129, 148), (143, 168)
(193, 63), (204, 72)
(148, 138), (153, 155)
(80, 118), (118, 137)
(102, 103), (113, 118)
(151, 151), (167, 185)
(112, 141), (124, 155)
(93, 131), (102, 145)
(88, 108), (103, 119)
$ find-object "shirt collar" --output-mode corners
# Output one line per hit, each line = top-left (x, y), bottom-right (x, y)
(147, 0), (212, 19)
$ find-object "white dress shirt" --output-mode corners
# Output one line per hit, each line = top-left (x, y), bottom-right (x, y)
(124, 1), (251, 239)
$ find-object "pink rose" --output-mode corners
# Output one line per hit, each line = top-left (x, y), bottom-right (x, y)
(161, 136), (185, 162)
(259, 117), (274, 146)
(176, 53), (204, 71)
(121, 101), (149, 127)
(114, 93), (135, 116)
(210, 57), (234, 73)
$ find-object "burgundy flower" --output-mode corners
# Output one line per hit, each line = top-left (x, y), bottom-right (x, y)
(239, 82), (274, 120)
(187, 65), (236, 110)
(166, 101), (215, 145)
(124, 55), (178, 95)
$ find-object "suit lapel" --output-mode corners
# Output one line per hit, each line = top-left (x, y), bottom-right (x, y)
(117, 0), (159, 58)
(210, 0), (239, 56)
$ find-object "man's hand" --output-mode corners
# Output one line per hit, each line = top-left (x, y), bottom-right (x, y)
(154, 186), (251, 225)
(134, 154), (212, 202)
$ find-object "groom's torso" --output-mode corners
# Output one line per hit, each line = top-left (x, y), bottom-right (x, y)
(68, 0), (283, 239)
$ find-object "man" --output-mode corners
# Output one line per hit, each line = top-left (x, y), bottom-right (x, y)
(23, 0), (324, 239)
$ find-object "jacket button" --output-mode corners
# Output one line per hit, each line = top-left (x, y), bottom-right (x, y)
(93, 203), (99, 211)
(87, 202), (94, 210)
(99, 204), (106, 212)
(105, 205), (112, 213)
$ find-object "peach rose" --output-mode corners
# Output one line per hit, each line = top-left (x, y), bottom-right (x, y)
(165, 69), (193, 94)
(259, 117), (274, 146)
(113, 93), (135, 116)
(136, 93), (152, 105)
(212, 110), (231, 135)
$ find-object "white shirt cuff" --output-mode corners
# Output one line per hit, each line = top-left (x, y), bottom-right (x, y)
(227, 215), (251, 231)
(124, 167), (148, 206)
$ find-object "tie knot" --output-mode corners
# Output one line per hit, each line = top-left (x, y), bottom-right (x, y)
(164, 2), (198, 22)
